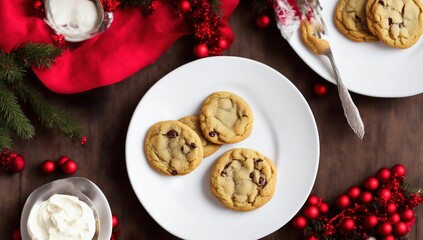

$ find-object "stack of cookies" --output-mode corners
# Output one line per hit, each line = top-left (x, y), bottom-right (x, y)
(144, 91), (277, 211)
(335, 0), (423, 48)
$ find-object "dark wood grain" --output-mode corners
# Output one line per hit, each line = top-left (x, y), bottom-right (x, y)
(1, 1), (422, 239)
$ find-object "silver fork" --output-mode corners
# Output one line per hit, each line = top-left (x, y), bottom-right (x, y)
(299, 0), (365, 139)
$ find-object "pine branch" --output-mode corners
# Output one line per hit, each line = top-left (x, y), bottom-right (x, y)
(14, 80), (83, 140)
(0, 82), (35, 140)
(210, 0), (223, 17)
(0, 120), (12, 149)
(0, 50), (25, 83)
(12, 43), (63, 68)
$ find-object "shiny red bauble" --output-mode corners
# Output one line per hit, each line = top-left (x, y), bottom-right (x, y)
(292, 215), (307, 229)
(319, 202), (329, 214)
(256, 14), (271, 28)
(364, 177), (379, 191)
(307, 194), (320, 206)
(390, 213), (401, 224)
(41, 160), (56, 174)
(305, 236), (318, 240)
(177, 0), (191, 12)
(218, 38), (229, 50)
(393, 222), (408, 236)
(385, 202), (397, 214)
(12, 155), (26, 173)
(364, 214), (379, 228)
(57, 156), (70, 167)
(377, 188), (392, 201)
(400, 209), (414, 222)
(112, 214), (119, 229)
(341, 218), (355, 232)
(347, 186), (361, 200)
(376, 167), (391, 182)
(359, 191), (373, 204)
(391, 164), (406, 177)
(313, 83), (327, 96)
(303, 205), (320, 220)
(336, 195), (350, 209)
(193, 43), (209, 58)
(33, 0), (43, 9)
(383, 235), (395, 240)
(378, 222), (393, 236)
(62, 159), (78, 174)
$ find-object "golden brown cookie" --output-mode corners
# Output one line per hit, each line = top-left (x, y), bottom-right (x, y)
(366, 0), (423, 48)
(335, 0), (379, 42)
(300, 19), (330, 54)
(210, 148), (277, 211)
(199, 91), (254, 144)
(179, 115), (221, 158)
(144, 120), (203, 176)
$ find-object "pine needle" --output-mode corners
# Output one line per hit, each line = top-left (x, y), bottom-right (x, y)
(0, 50), (25, 83)
(12, 43), (63, 68)
(0, 120), (12, 149)
(210, 0), (223, 17)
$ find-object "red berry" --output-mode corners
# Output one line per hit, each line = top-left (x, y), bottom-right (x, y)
(112, 214), (119, 229)
(61, 159), (77, 174)
(303, 205), (319, 220)
(400, 209), (414, 222)
(390, 213), (401, 224)
(377, 188), (392, 201)
(57, 156), (70, 167)
(12, 228), (21, 240)
(319, 202), (329, 214)
(359, 191), (373, 204)
(292, 215), (307, 229)
(391, 164), (406, 177)
(393, 222), (408, 236)
(347, 186), (361, 200)
(256, 14), (271, 28)
(378, 222), (393, 236)
(193, 43), (209, 58)
(33, 0), (43, 9)
(218, 38), (229, 50)
(41, 160), (56, 174)
(364, 214), (379, 228)
(376, 168), (391, 182)
(313, 83), (327, 96)
(12, 155), (26, 173)
(341, 218), (355, 232)
(307, 194), (320, 206)
(336, 195), (350, 209)
(364, 177), (379, 191)
(177, 0), (191, 12)
(385, 202), (397, 214)
(383, 235), (395, 240)
(305, 236), (318, 240)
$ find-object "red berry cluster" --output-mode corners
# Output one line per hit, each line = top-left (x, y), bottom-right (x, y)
(40, 156), (78, 175)
(0, 149), (26, 173)
(292, 164), (423, 240)
(111, 214), (121, 240)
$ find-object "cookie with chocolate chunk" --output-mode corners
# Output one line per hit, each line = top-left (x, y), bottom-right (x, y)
(144, 120), (203, 175)
(210, 148), (277, 211)
(199, 91), (254, 144)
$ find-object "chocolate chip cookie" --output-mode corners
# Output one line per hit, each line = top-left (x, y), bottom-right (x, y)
(366, 0), (423, 48)
(335, 0), (378, 42)
(179, 115), (221, 157)
(144, 120), (203, 176)
(300, 19), (330, 54)
(210, 148), (277, 211)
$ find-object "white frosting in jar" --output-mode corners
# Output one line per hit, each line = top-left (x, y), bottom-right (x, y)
(48, 0), (100, 36)
(27, 194), (96, 240)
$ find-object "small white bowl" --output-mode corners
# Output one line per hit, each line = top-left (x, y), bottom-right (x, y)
(20, 177), (112, 240)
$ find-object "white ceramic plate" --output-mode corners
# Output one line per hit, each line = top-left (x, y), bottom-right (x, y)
(288, 0), (423, 98)
(125, 56), (319, 240)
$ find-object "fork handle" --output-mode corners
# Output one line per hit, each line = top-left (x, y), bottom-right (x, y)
(326, 50), (365, 139)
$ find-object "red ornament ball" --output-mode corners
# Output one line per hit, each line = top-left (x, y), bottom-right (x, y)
(303, 205), (319, 220)
(383, 235), (395, 240)
(400, 209), (414, 222)
(359, 191), (373, 204)
(33, 0), (43, 9)
(364, 214), (379, 228)
(62, 159), (77, 174)
(336, 195), (350, 209)
(377, 188), (392, 201)
(57, 156), (70, 167)
(41, 160), (56, 174)
(390, 213), (401, 224)
(177, 0), (191, 12)
(218, 38), (229, 50)
(364, 177), (380, 191)
(292, 215), (307, 229)
(393, 222), (409, 236)
(378, 222), (393, 236)
(376, 167), (391, 182)
(313, 83), (327, 96)
(12, 155), (26, 173)
(193, 43), (209, 58)
(12, 228), (21, 240)
(341, 218), (355, 232)
(347, 186), (361, 200)
(256, 14), (271, 28)
(112, 214), (119, 229)
(305, 236), (318, 240)
(319, 202), (329, 214)
(385, 202), (397, 214)
(391, 164), (406, 177)
(307, 194), (320, 206)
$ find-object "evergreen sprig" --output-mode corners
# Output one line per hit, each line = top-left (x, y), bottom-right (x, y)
(0, 43), (83, 149)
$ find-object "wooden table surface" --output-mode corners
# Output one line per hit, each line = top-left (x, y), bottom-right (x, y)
(1, 2), (422, 239)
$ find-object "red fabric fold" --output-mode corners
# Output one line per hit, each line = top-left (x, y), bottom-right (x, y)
(0, 0), (239, 94)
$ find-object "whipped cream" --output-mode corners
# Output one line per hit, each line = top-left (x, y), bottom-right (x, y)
(48, 0), (100, 37)
(27, 194), (96, 240)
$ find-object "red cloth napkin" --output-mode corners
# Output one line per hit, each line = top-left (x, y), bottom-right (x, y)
(0, 0), (238, 94)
